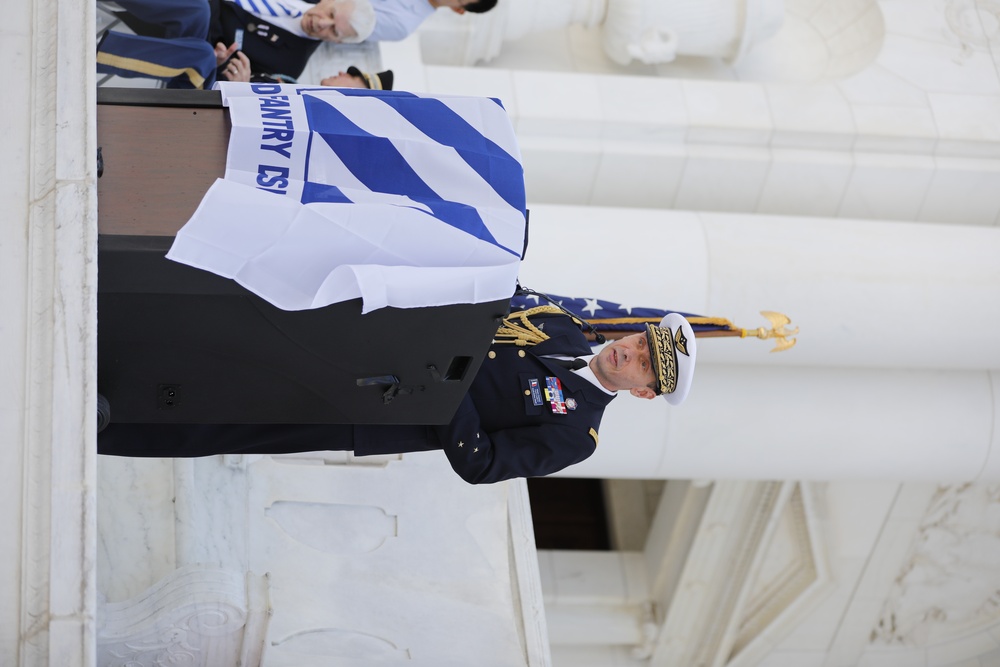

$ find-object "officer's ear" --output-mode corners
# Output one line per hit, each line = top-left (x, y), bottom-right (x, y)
(629, 387), (657, 400)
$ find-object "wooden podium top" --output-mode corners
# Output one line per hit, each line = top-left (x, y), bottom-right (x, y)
(97, 89), (229, 237)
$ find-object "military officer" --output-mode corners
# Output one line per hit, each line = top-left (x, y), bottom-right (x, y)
(97, 306), (697, 484)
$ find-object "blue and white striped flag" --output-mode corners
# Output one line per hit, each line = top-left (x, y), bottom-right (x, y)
(168, 82), (527, 312)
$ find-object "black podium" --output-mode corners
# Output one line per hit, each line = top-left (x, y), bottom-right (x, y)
(97, 89), (515, 425)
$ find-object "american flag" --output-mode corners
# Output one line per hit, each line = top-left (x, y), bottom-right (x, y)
(511, 291), (742, 338)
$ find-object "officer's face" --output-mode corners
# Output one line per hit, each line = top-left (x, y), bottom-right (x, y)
(589, 332), (657, 399)
(302, 0), (357, 41)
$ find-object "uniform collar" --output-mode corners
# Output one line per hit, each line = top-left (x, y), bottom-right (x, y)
(537, 354), (616, 406)
(571, 355), (615, 396)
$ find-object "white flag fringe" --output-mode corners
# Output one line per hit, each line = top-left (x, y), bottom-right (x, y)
(166, 82), (527, 313)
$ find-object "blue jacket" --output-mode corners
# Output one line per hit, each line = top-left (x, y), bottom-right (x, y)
(353, 309), (616, 483)
(209, 0), (322, 80)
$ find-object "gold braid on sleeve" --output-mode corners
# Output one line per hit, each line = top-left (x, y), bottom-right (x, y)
(493, 305), (571, 347)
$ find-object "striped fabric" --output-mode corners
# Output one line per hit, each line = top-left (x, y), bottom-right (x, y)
(230, 0), (305, 17)
(226, 0), (309, 36)
(167, 82), (527, 313)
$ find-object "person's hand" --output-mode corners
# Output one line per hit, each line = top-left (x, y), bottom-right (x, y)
(214, 41), (239, 66)
(221, 51), (252, 82)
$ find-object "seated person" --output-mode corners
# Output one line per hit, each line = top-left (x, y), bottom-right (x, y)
(222, 51), (393, 89)
(97, 0), (375, 88)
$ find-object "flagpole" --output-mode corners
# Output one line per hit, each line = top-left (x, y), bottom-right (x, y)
(588, 312), (798, 352)
(509, 291), (797, 352)
(588, 328), (746, 342)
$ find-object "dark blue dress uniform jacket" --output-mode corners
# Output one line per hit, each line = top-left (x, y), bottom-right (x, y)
(98, 311), (616, 484)
(355, 309), (616, 483)
(209, 0), (322, 80)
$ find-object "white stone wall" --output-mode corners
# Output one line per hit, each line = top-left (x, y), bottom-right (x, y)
(82, 0), (1000, 666)
(2, 0), (98, 665)
(96, 451), (551, 666)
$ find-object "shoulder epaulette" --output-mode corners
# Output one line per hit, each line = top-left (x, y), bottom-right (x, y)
(509, 305), (563, 318)
(494, 308), (551, 346)
(510, 305), (582, 325)
(497, 306), (586, 346)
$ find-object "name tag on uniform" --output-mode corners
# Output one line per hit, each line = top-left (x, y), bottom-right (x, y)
(528, 378), (544, 406)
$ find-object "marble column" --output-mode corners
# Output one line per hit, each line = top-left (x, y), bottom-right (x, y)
(2, 0), (98, 665)
(539, 551), (651, 648)
(601, 0), (785, 65)
(515, 204), (1000, 482)
(414, 56), (1000, 226)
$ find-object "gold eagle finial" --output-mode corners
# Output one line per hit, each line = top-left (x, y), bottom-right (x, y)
(745, 311), (798, 352)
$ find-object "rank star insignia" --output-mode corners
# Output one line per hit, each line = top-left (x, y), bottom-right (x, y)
(457, 441), (464, 448)
(675, 329), (689, 356)
(473, 447), (479, 453)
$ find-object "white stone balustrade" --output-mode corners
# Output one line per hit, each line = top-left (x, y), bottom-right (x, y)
(96, 452), (551, 666)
